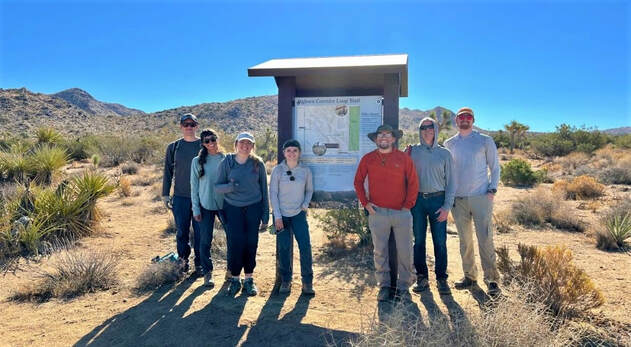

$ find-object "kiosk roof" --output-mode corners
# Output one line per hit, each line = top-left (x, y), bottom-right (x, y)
(248, 54), (408, 97)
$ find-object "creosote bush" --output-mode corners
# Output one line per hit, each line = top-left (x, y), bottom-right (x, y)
(500, 158), (549, 187)
(11, 250), (118, 302)
(509, 187), (585, 232)
(315, 207), (370, 248)
(497, 243), (604, 317)
(553, 175), (605, 200)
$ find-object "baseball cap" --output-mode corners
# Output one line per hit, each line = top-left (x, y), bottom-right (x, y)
(235, 132), (255, 143)
(180, 113), (198, 123)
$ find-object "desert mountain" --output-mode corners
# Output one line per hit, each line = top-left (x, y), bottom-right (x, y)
(53, 88), (145, 117)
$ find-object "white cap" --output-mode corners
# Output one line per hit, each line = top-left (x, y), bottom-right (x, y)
(235, 132), (255, 143)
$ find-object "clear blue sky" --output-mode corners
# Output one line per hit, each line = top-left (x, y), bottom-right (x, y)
(1, 0), (629, 132)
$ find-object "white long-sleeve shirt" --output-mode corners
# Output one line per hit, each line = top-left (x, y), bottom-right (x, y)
(269, 161), (313, 221)
(444, 131), (500, 197)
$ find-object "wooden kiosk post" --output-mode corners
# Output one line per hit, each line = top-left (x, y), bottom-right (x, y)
(248, 55), (409, 293)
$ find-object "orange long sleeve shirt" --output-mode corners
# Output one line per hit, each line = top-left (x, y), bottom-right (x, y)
(353, 149), (419, 210)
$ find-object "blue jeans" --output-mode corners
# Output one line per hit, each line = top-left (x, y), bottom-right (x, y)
(411, 193), (448, 280)
(278, 211), (313, 284)
(172, 196), (201, 267)
(224, 200), (262, 276)
(198, 207), (219, 275)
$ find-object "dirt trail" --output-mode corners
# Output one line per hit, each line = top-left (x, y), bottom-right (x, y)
(1, 166), (629, 346)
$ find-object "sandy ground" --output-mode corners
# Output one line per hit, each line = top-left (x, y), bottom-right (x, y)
(0, 165), (630, 346)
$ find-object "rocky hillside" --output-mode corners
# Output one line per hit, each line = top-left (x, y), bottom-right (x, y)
(53, 88), (144, 117)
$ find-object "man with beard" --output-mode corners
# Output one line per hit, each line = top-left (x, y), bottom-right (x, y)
(444, 107), (502, 297)
(354, 124), (419, 302)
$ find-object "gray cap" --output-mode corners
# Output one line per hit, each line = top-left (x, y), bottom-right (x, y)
(180, 113), (198, 123)
(235, 132), (255, 143)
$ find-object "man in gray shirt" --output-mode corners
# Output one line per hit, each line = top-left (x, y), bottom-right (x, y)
(444, 107), (501, 297)
(406, 117), (455, 295)
(162, 113), (202, 274)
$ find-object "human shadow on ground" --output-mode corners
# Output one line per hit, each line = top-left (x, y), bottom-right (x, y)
(314, 247), (375, 300)
(75, 278), (248, 346)
(377, 296), (425, 329)
(419, 290), (450, 325)
(440, 292), (474, 334)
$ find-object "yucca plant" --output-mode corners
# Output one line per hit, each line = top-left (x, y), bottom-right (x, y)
(0, 148), (30, 182)
(36, 127), (62, 146)
(28, 145), (68, 184)
(34, 187), (92, 240)
(16, 217), (62, 256)
(71, 171), (116, 223)
(605, 212), (631, 249)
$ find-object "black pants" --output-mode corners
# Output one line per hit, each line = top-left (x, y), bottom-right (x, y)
(198, 207), (218, 275)
(224, 200), (262, 276)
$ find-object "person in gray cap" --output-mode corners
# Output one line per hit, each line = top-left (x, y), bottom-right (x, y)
(354, 124), (419, 302)
(405, 117), (455, 295)
(162, 113), (202, 275)
(444, 107), (501, 297)
(215, 131), (270, 297)
(269, 139), (315, 295)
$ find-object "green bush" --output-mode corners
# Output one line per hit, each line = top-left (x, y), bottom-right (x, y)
(315, 207), (371, 246)
(614, 134), (631, 148)
(62, 137), (95, 161)
(500, 158), (537, 187)
(28, 145), (68, 184)
(530, 124), (611, 157)
(599, 167), (631, 185)
(93, 135), (163, 167)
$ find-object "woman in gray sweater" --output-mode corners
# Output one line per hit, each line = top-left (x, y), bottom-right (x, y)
(269, 139), (315, 295)
(215, 132), (269, 297)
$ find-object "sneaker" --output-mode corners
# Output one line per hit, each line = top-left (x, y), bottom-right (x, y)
(243, 278), (258, 297)
(225, 269), (232, 280)
(437, 279), (451, 295)
(412, 277), (429, 293)
(454, 277), (476, 290)
(193, 266), (203, 278)
(279, 282), (291, 294)
(394, 289), (412, 302)
(203, 273), (214, 288)
(226, 277), (242, 296)
(302, 283), (315, 296)
(377, 287), (391, 302)
(488, 282), (502, 297)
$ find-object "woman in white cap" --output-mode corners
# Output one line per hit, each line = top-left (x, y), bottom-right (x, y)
(269, 139), (315, 295)
(215, 132), (269, 296)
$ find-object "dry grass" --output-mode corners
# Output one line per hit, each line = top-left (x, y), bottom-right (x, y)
(509, 187), (585, 232)
(10, 250), (118, 302)
(553, 175), (605, 200)
(557, 152), (591, 174)
(350, 285), (577, 346)
(163, 214), (177, 234)
(132, 172), (160, 186)
(118, 176), (132, 197)
(497, 243), (604, 318)
(134, 260), (182, 293)
(120, 162), (139, 175)
(493, 209), (513, 233)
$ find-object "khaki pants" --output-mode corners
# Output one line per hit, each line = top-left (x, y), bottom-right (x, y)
(368, 207), (415, 289)
(452, 195), (500, 284)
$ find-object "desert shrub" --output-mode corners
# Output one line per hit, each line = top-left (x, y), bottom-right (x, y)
(134, 260), (182, 293)
(93, 135), (162, 167)
(599, 167), (631, 185)
(554, 175), (604, 200)
(35, 127), (62, 145)
(497, 243), (604, 317)
(132, 173), (159, 186)
(164, 215), (177, 234)
(61, 137), (94, 161)
(11, 250), (118, 302)
(315, 207), (371, 247)
(500, 158), (537, 186)
(530, 124), (610, 157)
(91, 154), (100, 167)
(596, 203), (631, 251)
(119, 176), (132, 197)
(28, 145), (68, 184)
(509, 188), (585, 232)
(614, 134), (631, 148)
(0, 145), (30, 182)
(121, 162), (139, 175)
(493, 209), (513, 233)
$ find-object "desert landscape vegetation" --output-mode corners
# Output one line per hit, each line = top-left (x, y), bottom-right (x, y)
(1, 87), (630, 346)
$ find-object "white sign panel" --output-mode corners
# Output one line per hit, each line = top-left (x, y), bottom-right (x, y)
(294, 96), (383, 192)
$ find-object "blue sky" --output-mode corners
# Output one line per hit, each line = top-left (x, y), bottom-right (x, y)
(1, 0), (629, 132)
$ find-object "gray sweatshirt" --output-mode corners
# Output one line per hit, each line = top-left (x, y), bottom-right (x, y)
(269, 160), (314, 221)
(444, 130), (500, 197)
(162, 138), (201, 198)
(190, 152), (225, 216)
(214, 154), (270, 224)
(407, 117), (455, 211)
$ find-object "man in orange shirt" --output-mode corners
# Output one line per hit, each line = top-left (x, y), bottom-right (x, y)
(354, 124), (419, 302)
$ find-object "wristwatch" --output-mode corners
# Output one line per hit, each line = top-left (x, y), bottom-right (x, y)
(487, 188), (497, 194)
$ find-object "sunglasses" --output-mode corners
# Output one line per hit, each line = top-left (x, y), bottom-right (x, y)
(181, 122), (197, 128)
(457, 114), (473, 120)
(203, 136), (217, 144)
(286, 170), (295, 181)
(376, 132), (393, 138)
(419, 124), (433, 131)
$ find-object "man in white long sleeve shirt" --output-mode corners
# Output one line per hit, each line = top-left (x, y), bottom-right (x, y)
(444, 107), (501, 297)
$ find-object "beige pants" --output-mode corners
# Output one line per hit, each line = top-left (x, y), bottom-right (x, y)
(452, 195), (500, 284)
(368, 207), (415, 289)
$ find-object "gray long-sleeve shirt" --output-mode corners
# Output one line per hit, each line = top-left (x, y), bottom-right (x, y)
(408, 117), (455, 211)
(444, 130), (500, 197)
(269, 160), (313, 220)
(214, 154), (270, 224)
(162, 138), (201, 198)
(190, 153), (225, 216)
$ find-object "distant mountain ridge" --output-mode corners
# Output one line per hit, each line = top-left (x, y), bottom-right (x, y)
(53, 88), (144, 117)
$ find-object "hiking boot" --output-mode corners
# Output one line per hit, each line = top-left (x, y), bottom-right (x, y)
(279, 282), (291, 294)
(454, 277), (476, 290)
(243, 278), (258, 297)
(203, 273), (214, 288)
(412, 277), (429, 293)
(179, 260), (189, 274)
(192, 265), (203, 278)
(488, 282), (502, 298)
(377, 287), (391, 302)
(394, 289), (412, 302)
(437, 279), (451, 295)
(302, 283), (315, 296)
(226, 277), (242, 296)
(225, 269), (232, 280)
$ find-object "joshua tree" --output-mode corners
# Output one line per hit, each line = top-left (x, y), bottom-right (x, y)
(504, 120), (530, 153)
(429, 110), (453, 133)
